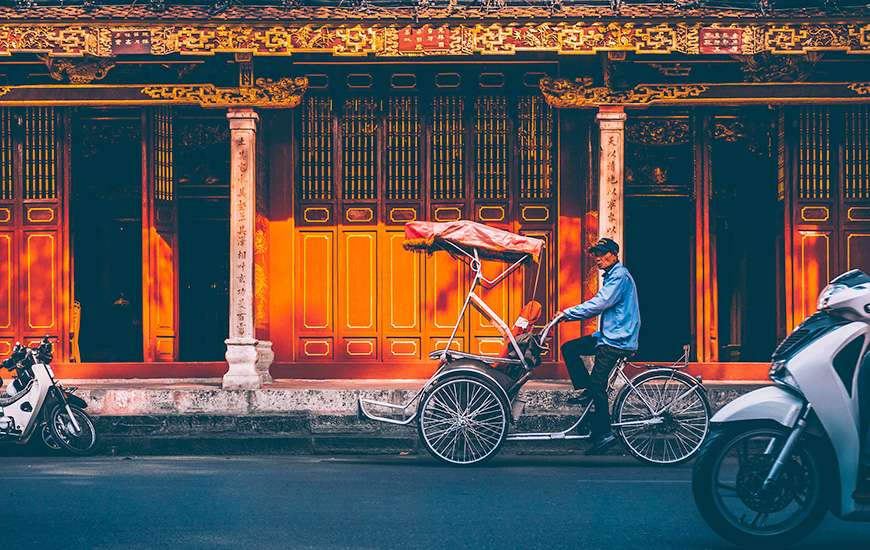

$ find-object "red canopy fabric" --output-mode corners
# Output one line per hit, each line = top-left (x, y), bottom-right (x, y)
(403, 220), (545, 262)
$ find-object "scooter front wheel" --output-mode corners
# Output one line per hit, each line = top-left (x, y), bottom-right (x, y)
(692, 425), (829, 547)
(48, 404), (98, 456)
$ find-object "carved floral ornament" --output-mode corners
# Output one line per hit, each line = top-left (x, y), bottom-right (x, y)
(41, 55), (116, 84)
(1, 22), (870, 58)
(539, 77), (708, 108)
(849, 82), (870, 95)
(141, 76), (308, 108)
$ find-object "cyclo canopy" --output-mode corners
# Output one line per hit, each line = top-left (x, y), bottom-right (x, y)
(403, 220), (545, 263)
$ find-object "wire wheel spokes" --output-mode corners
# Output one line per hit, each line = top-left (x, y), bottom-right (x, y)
(617, 375), (710, 464)
(419, 378), (507, 465)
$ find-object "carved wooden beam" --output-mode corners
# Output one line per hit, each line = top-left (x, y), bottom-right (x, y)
(141, 77), (308, 108)
(539, 77), (708, 108)
(1, 22), (870, 58)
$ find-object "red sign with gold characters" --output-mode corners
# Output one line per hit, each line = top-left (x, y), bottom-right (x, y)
(111, 31), (152, 55)
(398, 27), (452, 53)
(699, 28), (742, 54)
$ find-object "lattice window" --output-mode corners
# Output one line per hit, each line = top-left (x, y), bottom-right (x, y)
(299, 97), (333, 201)
(845, 106), (870, 200)
(342, 98), (378, 201)
(797, 107), (831, 200)
(474, 96), (509, 200)
(385, 97), (419, 201)
(431, 96), (464, 201)
(153, 107), (174, 201)
(0, 109), (12, 200)
(518, 96), (553, 200)
(23, 107), (57, 200)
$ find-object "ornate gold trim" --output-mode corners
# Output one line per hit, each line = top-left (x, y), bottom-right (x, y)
(44, 56), (116, 84)
(800, 206), (830, 222)
(0, 87), (10, 98)
(540, 77), (708, 108)
(1, 22), (870, 58)
(848, 82), (870, 95)
(141, 77), (308, 109)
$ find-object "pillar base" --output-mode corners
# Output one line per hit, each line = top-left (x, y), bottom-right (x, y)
(255, 340), (275, 385)
(223, 337), (263, 390)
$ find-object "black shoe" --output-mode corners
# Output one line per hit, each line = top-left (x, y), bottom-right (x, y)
(566, 392), (590, 407)
(585, 432), (617, 455)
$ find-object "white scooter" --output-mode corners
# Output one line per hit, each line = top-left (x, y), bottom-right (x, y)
(692, 269), (870, 546)
(0, 337), (98, 455)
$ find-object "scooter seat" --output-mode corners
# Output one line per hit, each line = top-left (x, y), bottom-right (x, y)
(0, 380), (33, 407)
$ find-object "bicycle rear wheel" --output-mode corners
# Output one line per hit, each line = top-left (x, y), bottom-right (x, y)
(613, 370), (710, 465)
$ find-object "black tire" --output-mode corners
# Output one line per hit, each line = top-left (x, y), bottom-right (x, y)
(417, 375), (509, 466)
(692, 425), (829, 547)
(613, 370), (711, 465)
(48, 404), (98, 456)
(40, 422), (62, 451)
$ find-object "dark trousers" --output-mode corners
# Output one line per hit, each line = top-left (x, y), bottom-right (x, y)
(561, 335), (633, 437)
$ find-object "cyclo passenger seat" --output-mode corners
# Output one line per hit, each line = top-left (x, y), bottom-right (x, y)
(493, 300), (543, 376)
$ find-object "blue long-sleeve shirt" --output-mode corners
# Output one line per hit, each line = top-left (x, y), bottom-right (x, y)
(562, 262), (641, 351)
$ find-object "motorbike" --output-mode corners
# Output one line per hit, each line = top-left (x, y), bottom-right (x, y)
(0, 337), (98, 455)
(692, 269), (870, 546)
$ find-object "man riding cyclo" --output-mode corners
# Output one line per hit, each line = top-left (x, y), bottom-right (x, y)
(559, 237), (641, 455)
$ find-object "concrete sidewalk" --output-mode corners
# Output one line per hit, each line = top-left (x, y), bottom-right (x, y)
(7, 379), (767, 456)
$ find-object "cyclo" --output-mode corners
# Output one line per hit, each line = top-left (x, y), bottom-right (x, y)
(359, 220), (711, 466)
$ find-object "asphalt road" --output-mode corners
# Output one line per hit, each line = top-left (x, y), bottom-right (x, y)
(1, 455), (868, 550)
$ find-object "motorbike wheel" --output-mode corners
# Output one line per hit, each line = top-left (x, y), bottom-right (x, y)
(40, 422), (62, 451)
(613, 370), (711, 465)
(417, 376), (508, 466)
(692, 425), (829, 547)
(48, 404), (98, 456)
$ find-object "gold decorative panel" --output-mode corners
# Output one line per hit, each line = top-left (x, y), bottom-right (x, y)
(342, 98), (378, 201)
(0, 109), (11, 200)
(299, 97), (333, 201)
(797, 107), (831, 200)
(845, 106), (870, 201)
(23, 107), (57, 200)
(152, 107), (173, 201)
(385, 96), (419, 201)
(518, 96), (554, 200)
(474, 96), (509, 200)
(431, 96), (464, 201)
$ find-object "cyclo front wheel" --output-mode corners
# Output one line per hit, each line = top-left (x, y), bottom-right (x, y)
(417, 376), (509, 466)
(613, 370), (710, 465)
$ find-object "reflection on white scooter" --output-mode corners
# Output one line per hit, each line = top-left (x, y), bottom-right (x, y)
(692, 269), (870, 546)
(0, 337), (98, 455)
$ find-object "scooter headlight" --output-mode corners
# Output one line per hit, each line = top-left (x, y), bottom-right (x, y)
(769, 360), (801, 393)
(817, 283), (846, 310)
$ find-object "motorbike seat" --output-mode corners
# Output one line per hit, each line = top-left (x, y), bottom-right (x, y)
(0, 380), (34, 407)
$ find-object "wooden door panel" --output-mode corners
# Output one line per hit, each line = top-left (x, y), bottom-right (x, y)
(795, 231), (831, 322)
(846, 232), (870, 272)
(0, 232), (12, 333)
(153, 229), (176, 360)
(298, 231), (334, 334)
(340, 231), (377, 332)
(24, 232), (57, 332)
(426, 250), (465, 339)
(384, 231), (421, 333)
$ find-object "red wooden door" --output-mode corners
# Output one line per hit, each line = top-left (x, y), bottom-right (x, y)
(142, 107), (178, 361)
(0, 108), (69, 360)
(785, 106), (870, 330)
(288, 65), (559, 373)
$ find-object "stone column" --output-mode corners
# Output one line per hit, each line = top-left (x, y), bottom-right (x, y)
(596, 106), (627, 253)
(223, 108), (267, 389)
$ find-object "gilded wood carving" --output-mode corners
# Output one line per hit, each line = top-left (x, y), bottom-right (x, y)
(1, 22), (869, 58)
(539, 77), (708, 108)
(141, 77), (308, 108)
